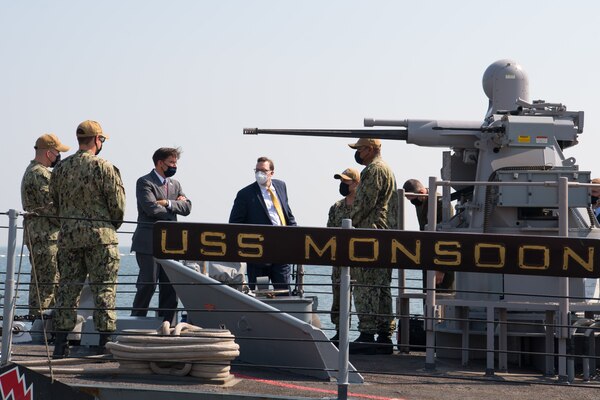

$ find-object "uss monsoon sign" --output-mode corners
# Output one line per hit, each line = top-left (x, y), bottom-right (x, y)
(153, 222), (600, 278)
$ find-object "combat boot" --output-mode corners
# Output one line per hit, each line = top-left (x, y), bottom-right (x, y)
(349, 333), (376, 355)
(52, 332), (70, 359)
(94, 332), (113, 355)
(375, 333), (394, 355)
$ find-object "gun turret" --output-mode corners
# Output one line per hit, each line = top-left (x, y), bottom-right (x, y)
(243, 60), (587, 232)
(243, 59), (597, 319)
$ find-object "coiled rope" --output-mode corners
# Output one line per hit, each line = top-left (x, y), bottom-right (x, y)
(106, 321), (240, 381)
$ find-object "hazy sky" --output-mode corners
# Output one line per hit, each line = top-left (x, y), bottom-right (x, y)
(2, 1), (600, 247)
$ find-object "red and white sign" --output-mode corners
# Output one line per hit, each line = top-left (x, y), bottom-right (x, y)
(0, 367), (33, 400)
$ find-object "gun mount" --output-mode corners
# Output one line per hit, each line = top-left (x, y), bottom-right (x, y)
(242, 60), (600, 378)
(244, 59), (599, 305)
(243, 60), (600, 376)
(244, 59), (590, 234)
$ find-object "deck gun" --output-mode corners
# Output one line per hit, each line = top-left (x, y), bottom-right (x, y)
(244, 60), (589, 233)
(244, 59), (597, 302)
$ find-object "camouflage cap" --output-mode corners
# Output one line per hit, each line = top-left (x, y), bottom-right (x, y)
(76, 120), (109, 139)
(35, 133), (70, 152)
(334, 167), (360, 182)
(348, 138), (381, 149)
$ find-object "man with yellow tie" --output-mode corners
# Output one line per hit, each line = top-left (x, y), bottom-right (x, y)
(229, 156), (297, 294)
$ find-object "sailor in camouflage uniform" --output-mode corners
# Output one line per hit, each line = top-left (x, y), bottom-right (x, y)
(348, 138), (398, 354)
(21, 133), (70, 317)
(327, 167), (360, 342)
(50, 120), (125, 358)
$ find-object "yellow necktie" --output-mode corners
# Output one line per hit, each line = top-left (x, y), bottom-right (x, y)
(267, 187), (286, 226)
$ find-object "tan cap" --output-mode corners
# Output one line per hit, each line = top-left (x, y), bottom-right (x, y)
(35, 133), (70, 152)
(76, 120), (109, 139)
(348, 138), (381, 149)
(334, 167), (360, 182)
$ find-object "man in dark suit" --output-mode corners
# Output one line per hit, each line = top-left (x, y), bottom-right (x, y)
(131, 147), (191, 323)
(229, 156), (296, 293)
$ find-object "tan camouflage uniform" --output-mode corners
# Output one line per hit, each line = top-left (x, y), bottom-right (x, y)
(20, 160), (60, 317)
(327, 198), (352, 329)
(50, 150), (125, 332)
(350, 155), (398, 336)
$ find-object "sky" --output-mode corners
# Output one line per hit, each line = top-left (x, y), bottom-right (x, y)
(2, 1), (600, 247)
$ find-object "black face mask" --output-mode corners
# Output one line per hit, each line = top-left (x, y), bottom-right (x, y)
(164, 166), (177, 178)
(410, 198), (423, 206)
(50, 153), (61, 168)
(95, 144), (102, 156)
(339, 182), (350, 197)
(592, 196), (599, 205)
(354, 150), (363, 165)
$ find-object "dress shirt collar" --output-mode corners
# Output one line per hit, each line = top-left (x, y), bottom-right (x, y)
(153, 169), (167, 185)
(259, 183), (276, 194)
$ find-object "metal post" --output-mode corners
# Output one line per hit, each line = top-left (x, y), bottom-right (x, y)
(486, 306), (495, 376)
(557, 177), (570, 382)
(425, 176), (438, 370)
(397, 191), (405, 293)
(397, 189), (410, 353)
(398, 189), (406, 294)
(337, 218), (353, 400)
(545, 311), (556, 376)
(441, 151), (452, 222)
(499, 308), (508, 372)
(1, 209), (19, 366)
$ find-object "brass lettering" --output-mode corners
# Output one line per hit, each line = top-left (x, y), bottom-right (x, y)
(563, 247), (594, 272)
(161, 229), (188, 255)
(349, 238), (379, 262)
(519, 245), (549, 270)
(434, 241), (461, 266)
(391, 239), (421, 265)
(200, 231), (226, 256)
(305, 235), (337, 261)
(474, 243), (506, 268)
(238, 233), (264, 258)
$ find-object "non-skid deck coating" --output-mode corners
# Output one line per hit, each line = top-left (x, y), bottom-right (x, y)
(7, 344), (600, 400)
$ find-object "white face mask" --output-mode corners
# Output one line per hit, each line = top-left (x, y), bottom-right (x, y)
(255, 171), (269, 186)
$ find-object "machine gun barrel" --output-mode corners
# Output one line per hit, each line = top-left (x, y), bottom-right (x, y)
(243, 127), (408, 141)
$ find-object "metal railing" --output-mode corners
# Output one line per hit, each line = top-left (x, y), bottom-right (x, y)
(2, 201), (600, 397)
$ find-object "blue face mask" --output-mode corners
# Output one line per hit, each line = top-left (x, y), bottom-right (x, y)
(164, 166), (177, 178)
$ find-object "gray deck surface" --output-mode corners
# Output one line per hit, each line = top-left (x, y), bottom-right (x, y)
(9, 344), (600, 400)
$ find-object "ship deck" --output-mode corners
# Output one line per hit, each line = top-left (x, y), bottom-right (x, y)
(9, 344), (600, 400)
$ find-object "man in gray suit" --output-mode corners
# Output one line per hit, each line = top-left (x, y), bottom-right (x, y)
(131, 147), (191, 323)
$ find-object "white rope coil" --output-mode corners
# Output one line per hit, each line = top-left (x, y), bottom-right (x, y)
(106, 321), (240, 382)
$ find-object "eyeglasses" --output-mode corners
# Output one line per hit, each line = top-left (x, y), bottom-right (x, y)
(254, 168), (272, 173)
(98, 136), (106, 143)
